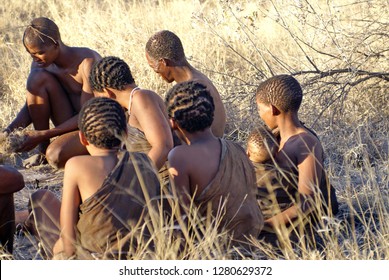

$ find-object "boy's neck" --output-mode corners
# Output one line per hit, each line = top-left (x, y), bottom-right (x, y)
(181, 127), (216, 145)
(86, 145), (120, 157)
(53, 44), (75, 68)
(276, 112), (305, 148)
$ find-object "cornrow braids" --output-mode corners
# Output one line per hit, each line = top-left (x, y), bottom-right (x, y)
(23, 17), (60, 48)
(165, 81), (215, 133)
(78, 97), (127, 149)
(145, 30), (186, 63)
(256, 75), (303, 113)
(89, 56), (135, 92)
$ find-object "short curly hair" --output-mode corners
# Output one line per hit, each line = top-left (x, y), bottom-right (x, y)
(247, 127), (277, 163)
(145, 30), (186, 63)
(23, 17), (60, 48)
(256, 75), (303, 113)
(89, 56), (135, 92)
(165, 81), (215, 133)
(78, 97), (127, 149)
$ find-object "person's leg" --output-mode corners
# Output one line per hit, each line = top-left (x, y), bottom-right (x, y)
(25, 69), (74, 167)
(0, 194), (15, 254)
(46, 131), (89, 169)
(26, 189), (61, 259)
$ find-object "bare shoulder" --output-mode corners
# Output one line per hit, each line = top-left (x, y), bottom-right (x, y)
(168, 145), (191, 164)
(64, 155), (94, 174)
(134, 88), (164, 106)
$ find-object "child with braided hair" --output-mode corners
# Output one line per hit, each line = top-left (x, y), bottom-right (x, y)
(89, 56), (173, 172)
(166, 81), (263, 245)
(1, 17), (101, 168)
(145, 30), (226, 138)
(22, 97), (161, 259)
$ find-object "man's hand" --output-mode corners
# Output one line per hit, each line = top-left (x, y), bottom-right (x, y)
(14, 130), (46, 152)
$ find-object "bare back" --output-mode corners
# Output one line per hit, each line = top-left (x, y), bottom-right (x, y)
(168, 136), (221, 203)
(190, 70), (226, 137)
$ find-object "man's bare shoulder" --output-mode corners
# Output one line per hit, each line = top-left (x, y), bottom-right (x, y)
(72, 47), (101, 60)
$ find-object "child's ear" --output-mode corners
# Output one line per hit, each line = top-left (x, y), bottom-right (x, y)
(105, 88), (116, 99)
(79, 131), (89, 146)
(271, 105), (281, 116)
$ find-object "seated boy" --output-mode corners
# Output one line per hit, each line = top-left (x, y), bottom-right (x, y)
(255, 75), (338, 246)
(0, 166), (25, 254)
(166, 81), (263, 245)
(25, 97), (161, 259)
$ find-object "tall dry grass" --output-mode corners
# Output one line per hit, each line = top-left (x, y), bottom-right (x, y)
(0, 0), (388, 259)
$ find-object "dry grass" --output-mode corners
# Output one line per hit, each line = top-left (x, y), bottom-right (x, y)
(0, 0), (388, 260)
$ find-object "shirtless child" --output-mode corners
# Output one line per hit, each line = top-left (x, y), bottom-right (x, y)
(25, 97), (160, 259)
(166, 81), (263, 245)
(0, 166), (25, 254)
(2, 17), (101, 168)
(255, 75), (338, 246)
(145, 30), (226, 138)
(89, 56), (173, 171)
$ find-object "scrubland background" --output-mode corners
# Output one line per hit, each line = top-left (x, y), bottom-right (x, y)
(0, 0), (388, 260)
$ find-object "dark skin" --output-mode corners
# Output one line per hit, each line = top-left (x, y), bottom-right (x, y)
(94, 84), (173, 170)
(4, 36), (101, 168)
(0, 166), (25, 254)
(146, 52), (226, 138)
(167, 121), (221, 206)
(256, 101), (324, 229)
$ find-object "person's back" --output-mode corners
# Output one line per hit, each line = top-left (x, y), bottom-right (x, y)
(166, 81), (263, 244)
(145, 30), (226, 138)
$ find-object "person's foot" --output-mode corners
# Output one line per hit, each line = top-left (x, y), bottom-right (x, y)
(23, 153), (47, 169)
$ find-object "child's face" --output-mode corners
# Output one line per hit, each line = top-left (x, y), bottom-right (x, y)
(256, 101), (277, 130)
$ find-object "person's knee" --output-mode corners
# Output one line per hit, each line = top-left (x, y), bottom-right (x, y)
(26, 69), (56, 95)
(0, 166), (25, 194)
(45, 143), (64, 169)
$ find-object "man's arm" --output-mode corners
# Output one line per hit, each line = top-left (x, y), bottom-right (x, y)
(5, 102), (32, 133)
(132, 91), (173, 169)
(60, 158), (81, 258)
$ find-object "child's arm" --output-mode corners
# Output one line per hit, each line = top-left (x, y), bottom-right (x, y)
(60, 158), (82, 258)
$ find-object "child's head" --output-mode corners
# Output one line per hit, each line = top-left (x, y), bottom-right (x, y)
(256, 74), (302, 110)
(78, 97), (127, 149)
(247, 127), (277, 163)
(23, 17), (60, 49)
(89, 56), (135, 93)
(165, 81), (215, 133)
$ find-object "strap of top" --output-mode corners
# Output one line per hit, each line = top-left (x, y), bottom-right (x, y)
(128, 87), (140, 116)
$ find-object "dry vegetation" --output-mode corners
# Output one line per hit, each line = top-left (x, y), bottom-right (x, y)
(0, 0), (388, 260)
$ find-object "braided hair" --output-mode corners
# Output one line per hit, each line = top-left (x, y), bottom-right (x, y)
(256, 75), (303, 113)
(89, 56), (135, 92)
(165, 81), (214, 133)
(145, 30), (186, 63)
(78, 97), (127, 149)
(23, 17), (60, 48)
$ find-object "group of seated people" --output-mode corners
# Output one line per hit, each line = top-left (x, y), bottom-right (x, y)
(0, 17), (338, 259)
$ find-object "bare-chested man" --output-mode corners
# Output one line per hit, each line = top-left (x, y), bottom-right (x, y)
(2, 17), (101, 168)
(145, 30), (226, 138)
